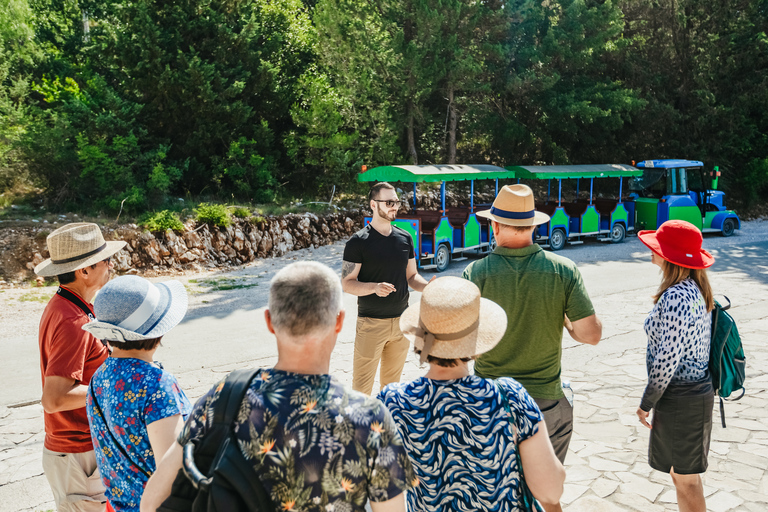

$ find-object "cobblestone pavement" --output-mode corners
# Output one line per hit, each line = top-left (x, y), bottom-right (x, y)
(2, 227), (767, 512)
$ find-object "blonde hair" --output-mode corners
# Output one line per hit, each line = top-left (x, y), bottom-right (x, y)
(653, 260), (714, 312)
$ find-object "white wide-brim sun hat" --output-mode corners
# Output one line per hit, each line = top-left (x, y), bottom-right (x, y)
(400, 276), (507, 361)
(83, 275), (188, 342)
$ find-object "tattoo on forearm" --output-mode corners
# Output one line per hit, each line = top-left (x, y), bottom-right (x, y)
(341, 261), (355, 279)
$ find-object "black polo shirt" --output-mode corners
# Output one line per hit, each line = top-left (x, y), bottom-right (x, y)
(343, 224), (414, 318)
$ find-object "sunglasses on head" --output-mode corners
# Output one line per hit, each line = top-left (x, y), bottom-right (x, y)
(373, 199), (400, 208)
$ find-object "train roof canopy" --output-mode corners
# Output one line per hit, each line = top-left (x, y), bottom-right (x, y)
(357, 164), (515, 183)
(505, 164), (642, 179)
(636, 159), (704, 169)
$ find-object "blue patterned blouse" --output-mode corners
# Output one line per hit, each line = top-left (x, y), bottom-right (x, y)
(87, 358), (191, 512)
(379, 375), (543, 512)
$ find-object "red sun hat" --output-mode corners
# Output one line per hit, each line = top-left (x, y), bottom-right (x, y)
(638, 220), (714, 269)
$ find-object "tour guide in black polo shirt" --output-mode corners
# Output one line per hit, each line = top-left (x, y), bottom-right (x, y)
(342, 182), (432, 394)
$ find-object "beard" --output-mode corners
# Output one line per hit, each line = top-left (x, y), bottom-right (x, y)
(376, 203), (397, 221)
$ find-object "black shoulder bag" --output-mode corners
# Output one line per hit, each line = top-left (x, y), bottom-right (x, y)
(158, 368), (274, 512)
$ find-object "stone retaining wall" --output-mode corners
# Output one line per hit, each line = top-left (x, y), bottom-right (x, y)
(0, 210), (364, 284)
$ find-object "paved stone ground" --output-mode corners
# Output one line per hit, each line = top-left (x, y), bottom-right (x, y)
(2, 223), (767, 512)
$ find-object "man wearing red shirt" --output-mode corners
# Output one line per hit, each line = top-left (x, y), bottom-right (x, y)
(35, 223), (126, 512)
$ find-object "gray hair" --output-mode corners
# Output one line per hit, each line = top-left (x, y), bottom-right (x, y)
(268, 262), (343, 336)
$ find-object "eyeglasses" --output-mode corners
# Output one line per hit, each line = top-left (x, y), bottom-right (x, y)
(102, 256), (112, 265)
(373, 199), (401, 208)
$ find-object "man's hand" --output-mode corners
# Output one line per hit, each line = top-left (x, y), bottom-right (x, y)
(375, 282), (396, 297)
(637, 407), (652, 429)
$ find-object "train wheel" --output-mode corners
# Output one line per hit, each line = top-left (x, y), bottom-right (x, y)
(722, 218), (736, 237)
(610, 223), (626, 243)
(435, 244), (450, 272)
(549, 228), (566, 251)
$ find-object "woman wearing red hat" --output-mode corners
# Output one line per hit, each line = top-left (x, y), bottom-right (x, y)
(636, 220), (715, 512)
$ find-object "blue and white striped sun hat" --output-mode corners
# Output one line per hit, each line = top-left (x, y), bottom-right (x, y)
(83, 275), (188, 342)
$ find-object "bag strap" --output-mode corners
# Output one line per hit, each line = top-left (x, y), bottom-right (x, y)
(494, 381), (543, 512)
(57, 287), (95, 319)
(182, 368), (262, 490)
(213, 368), (262, 427)
(89, 380), (152, 479)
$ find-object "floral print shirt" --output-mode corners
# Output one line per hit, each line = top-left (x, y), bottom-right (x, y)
(87, 357), (191, 511)
(379, 376), (543, 512)
(179, 369), (414, 512)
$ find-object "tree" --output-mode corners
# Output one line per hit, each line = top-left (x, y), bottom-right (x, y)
(80, 0), (317, 196)
(494, 0), (645, 165)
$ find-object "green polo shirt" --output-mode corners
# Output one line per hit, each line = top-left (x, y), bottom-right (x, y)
(462, 244), (595, 400)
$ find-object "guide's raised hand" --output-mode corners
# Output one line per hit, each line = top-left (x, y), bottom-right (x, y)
(375, 282), (396, 297)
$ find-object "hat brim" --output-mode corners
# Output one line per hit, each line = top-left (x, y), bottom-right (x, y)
(83, 280), (188, 342)
(638, 230), (714, 269)
(35, 241), (127, 277)
(476, 209), (550, 227)
(400, 298), (508, 360)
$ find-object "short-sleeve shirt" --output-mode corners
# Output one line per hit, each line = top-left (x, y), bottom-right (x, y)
(178, 369), (414, 511)
(462, 245), (595, 399)
(39, 288), (109, 452)
(640, 278), (712, 411)
(378, 376), (543, 512)
(343, 224), (415, 318)
(87, 358), (191, 512)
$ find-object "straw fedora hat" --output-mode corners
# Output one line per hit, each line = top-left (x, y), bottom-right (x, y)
(638, 220), (714, 269)
(400, 276), (507, 363)
(83, 275), (188, 342)
(477, 184), (550, 226)
(34, 223), (126, 277)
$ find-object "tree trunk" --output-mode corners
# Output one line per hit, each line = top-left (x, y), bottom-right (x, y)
(447, 85), (457, 164)
(407, 99), (418, 164)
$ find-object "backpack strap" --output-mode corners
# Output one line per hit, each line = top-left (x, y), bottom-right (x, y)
(182, 368), (261, 490)
(213, 368), (260, 428)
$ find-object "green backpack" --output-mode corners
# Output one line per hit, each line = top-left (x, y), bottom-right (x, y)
(709, 297), (746, 427)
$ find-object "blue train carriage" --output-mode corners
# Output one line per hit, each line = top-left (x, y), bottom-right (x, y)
(505, 164), (643, 251)
(632, 159), (741, 236)
(357, 164), (515, 271)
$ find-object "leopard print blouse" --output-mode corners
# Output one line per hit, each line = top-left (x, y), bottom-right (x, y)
(640, 278), (712, 411)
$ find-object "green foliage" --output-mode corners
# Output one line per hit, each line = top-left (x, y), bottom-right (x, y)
(231, 206), (251, 219)
(1, 0), (767, 213)
(195, 202), (231, 227)
(213, 131), (278, 202)
(139, 210), (185, 233)
(740, 158), (768, 207)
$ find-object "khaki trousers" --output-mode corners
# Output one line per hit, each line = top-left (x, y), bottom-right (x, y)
(42, 447), (107, 512)
(352, 316), (410, 395)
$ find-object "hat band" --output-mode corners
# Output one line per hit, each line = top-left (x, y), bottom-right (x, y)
(51, 243), (107, 265)
(416, 318), (480, 364)
(117, 285), (161, 332)
(490, 206), (535, 220)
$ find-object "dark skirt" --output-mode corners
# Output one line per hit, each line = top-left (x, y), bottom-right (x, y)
(649, 380), (714, 475)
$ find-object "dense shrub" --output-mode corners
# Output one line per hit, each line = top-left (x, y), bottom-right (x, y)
(231, 206), (251, 218)
(195, 203), (231, 227)
(139, 210), (185, 233)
